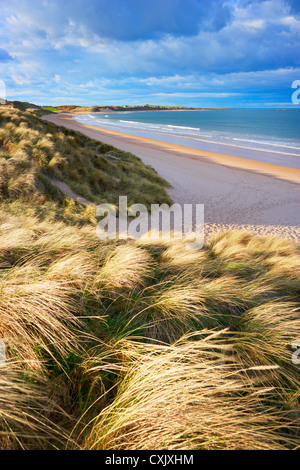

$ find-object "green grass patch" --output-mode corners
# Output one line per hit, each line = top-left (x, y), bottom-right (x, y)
(41, 106), (60, 112)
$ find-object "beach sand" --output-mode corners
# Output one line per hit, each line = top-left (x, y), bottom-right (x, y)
(43, 113), (300, 241)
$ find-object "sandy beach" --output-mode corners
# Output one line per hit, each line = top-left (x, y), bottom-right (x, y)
(43, 113), (300, 241)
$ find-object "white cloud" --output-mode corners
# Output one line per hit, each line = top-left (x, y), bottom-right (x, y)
(0, 0), (299, 106)
(153, 92), (243, 98)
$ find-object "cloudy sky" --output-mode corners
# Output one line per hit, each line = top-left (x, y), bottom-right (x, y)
(0, 0), (299, 107)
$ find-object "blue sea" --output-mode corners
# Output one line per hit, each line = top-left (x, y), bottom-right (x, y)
(73, 109), (300, 169)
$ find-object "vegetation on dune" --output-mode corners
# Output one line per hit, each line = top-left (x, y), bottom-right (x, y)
(0, 101), (299, 449)
(0, 102), (171, 222)
(0, 209), (300, 449)
(84, 333), (297, 450)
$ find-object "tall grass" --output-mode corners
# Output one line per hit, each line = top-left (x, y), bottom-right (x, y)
(82, 332), (297, 450)
(0, 363), (70, 449)
(0, 102), (299, 449)
(0, 265), (81, 370)
(0, 103), (172, 223)
(1, 201), (299, 450)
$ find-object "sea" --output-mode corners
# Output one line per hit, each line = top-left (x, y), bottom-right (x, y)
(73, 109), (300, 169)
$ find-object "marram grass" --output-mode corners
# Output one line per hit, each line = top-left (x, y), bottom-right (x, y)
(0, 102), (299, 449)
(1, 209), (300, 449)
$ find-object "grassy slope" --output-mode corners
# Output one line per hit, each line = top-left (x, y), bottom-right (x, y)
(41, 106), (60, 113)
(0, 102), (300, 450)
(0, 102), (171, 222)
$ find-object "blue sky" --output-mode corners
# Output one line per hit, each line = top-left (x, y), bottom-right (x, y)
(0, 0), (299, 107)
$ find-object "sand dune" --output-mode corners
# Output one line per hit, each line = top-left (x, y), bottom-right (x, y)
(43, 113), (300, 241)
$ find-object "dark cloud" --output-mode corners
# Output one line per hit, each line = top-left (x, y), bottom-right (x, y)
(77, 0), (233, 40)
(6, 0), (233, 42)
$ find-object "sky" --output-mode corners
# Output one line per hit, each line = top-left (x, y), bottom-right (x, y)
(0, 0), (299, 108)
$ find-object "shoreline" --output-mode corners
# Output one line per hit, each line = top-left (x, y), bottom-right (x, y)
(48, 112), (300, 185)
(71, 112), (300, 170)
(43, 112), (300, 241)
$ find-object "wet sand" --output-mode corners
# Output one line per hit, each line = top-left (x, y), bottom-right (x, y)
(43, 113), (300, 241)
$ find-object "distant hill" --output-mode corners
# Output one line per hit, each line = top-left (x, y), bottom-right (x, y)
(8, 100), (42, 111)
(42, 104), (203, 113)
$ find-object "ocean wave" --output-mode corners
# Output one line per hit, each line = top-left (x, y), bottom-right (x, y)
(72, 113), (300, 159)
(119, 120), (142, 124)
(166, 124), (201, 131)
(232, 137), (300, 151)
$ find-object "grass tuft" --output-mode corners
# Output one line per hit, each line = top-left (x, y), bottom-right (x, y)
(0, 101), (299, 450)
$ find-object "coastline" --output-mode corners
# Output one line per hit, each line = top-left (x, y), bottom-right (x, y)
(43, 112), (300, 241)
(49, 112), (300, 185)
(71, 111), (300, 171)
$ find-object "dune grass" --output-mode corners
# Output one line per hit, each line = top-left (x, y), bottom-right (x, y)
(0, 102), (299, 449)
(0, 102), (172, 223)
(0, 208), (299, 449)
(82, 332), (298, 450)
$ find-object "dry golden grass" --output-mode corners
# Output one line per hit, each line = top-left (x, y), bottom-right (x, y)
(0, 264), (83, 371)
(0, 363), (70, 449)
(0, 103), (172, 219)
(82, 332), (298, 450)
(1, 201), (300, 450)
(0, 102), (300, 450)
(95, 244), (154, 292)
